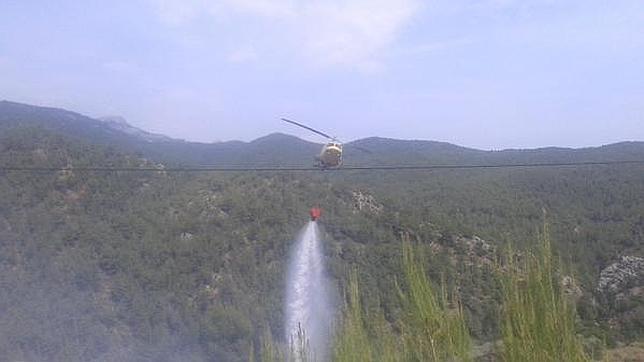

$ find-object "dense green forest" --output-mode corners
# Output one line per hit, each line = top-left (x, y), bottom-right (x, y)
(0, 105), (643, 361)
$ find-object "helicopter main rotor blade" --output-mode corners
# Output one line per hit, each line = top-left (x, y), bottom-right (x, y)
(281, 118), (335, 140)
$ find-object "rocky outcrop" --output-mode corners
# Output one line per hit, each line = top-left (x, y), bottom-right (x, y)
(597, 256), (644, 340)
(459, 235), (494, 254)
(99, 116), (172, 142)
(352, 190), (383, 215)
(561, 275), (583, 301)
(597, 256), (644, 295)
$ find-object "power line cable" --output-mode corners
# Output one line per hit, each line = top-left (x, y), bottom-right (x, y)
(1, 160), (643, 173)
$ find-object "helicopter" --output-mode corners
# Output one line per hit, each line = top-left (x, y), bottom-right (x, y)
(281, 118), (344, 169)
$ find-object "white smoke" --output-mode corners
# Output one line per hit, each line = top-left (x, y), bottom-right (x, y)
(284, 221), (332, 361)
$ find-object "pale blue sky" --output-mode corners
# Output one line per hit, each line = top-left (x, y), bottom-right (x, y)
(1, 0), (643, 149)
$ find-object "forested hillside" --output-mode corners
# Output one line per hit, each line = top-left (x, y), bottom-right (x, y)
(0, 104), (643, 361)
(3, 101), (643, 168)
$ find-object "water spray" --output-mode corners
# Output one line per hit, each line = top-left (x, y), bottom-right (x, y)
(284, 219), (332, 361)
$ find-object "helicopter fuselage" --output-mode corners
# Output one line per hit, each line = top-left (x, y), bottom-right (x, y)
(316, 142), (343, 168)
(281, 118), (343, 169)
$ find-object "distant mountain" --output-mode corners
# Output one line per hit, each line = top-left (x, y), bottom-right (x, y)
(98, 116), (172, 143)
(348, 136), (644, 166)
(0, 100), (321, 166)
(1, 100), (643, 167)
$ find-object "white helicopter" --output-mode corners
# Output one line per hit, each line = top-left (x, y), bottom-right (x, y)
(281, 118), (344, 169)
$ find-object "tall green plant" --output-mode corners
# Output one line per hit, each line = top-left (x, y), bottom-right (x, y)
(500, 225), (589, 362)
(333, 238), (471, 361)
(399, 239), (471, 361)
(257, 324), (314, 362)
(257, 327), (285, 362)
(333, 271), (377, 362)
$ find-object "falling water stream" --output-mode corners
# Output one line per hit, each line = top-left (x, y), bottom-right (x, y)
(285, 221), (332, 361)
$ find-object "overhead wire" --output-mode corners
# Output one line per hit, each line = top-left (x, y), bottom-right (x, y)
(1, 160), (643, 173)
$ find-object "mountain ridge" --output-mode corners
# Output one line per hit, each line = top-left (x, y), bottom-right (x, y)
(3, 100), (643, 151)
(2, 100), (643, 168)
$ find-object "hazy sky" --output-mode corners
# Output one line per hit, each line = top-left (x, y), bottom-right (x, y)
(1, 0), (643, 149)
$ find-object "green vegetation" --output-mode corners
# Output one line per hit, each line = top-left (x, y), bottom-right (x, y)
(333, 271), (381, 362)
(398, 239), (471, 361)
(333, 239), (470, 362)
(0, 123), (642, 361)
(499, 226), (589, 361)
(332, 229), (594, 362)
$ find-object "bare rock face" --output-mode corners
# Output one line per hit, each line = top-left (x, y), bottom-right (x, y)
(180, 232), (194, 241)
(441, 235), (497, 270)
(561, 275), (583, 301)
(460, 235), (494, 254)
(597, 256), (644, 339)
(352, 190), (383, 215)
(598, 256), (644, 295)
